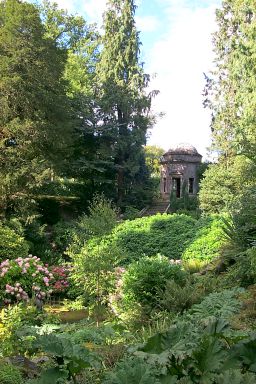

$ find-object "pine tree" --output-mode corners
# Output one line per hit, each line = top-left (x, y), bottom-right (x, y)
(96, 0), (154, 207)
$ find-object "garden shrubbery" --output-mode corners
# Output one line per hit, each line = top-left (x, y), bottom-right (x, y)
(0, 256), (53, 304)
(0, 256), (72, 305)
(223, 247), (256, 287)
(68, 213), (228, 267)
(0, 198), (243, 383)
(0, 225), (29, 262)
(0, 362), (24, 384)
(121, 255), (187, 311)
(112, 213), (197, 261)
(182, 215), (228, 265)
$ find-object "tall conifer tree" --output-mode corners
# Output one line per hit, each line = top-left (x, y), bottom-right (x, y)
(96, 0), (154, 206)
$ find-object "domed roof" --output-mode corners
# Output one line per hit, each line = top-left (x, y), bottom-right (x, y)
(166, 143), (199, 155)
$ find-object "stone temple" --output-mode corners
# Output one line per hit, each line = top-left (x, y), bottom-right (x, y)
(160, 143), (202, 201)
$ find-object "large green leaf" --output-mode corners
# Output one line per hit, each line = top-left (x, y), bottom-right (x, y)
(193, 337), (227, 375)
(216, 369), (256, 384)
(35, 334), (64, 356)
(103, 358), (159, 384)
(159, 375), (178, 384)
(37, 367), (68, 384)
(232, 337), (256, 372)
(141, 321), (198, 356)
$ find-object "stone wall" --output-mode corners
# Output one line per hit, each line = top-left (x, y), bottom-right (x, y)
(160, 146), (202, 200)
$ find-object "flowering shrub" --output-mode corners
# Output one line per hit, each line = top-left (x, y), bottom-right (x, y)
(0, 255), (53, 304)
(49, 265), (70, 294)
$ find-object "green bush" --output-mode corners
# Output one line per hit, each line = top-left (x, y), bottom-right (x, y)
(68, 212), (228, 271)
(182, 215), (228, 264)
(122, 255), (187, 311)
(227, 185), (256, 250)
(0, 303), (59, 356)
(106, 290), (248, 384)
(52, 220), (75, 255)
(70, 238), (120, 304)
(0, 362), (24, 384)
(223, 247), (256, 287)
(67, 194), (118, 257)
(160, 278), (205, 313)
(32, 333), (99, 383)
(0, 225), (29, 262)
(199, 156), (254, 214)
(102, 213), (197, 263)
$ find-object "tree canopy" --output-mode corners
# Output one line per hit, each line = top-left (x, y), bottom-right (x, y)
(204, 0), (256, 161)
(200, 0), (256, 217)
(0, 0), (156, 220)
(0, 0), (72, 218)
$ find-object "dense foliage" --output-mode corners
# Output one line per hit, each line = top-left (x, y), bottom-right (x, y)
(105, 289), (253, 384)
(204, 0), (256, 161)
(122, 256), (186, 311)
(0, 362), (24, 384)
(70, 214), (227, 267)
(0, 224), (29, 262)
(0, 0), (72, 219)
(0, 256), (53, 304)
(0, 0), (256, 383)
(95, 0), (155, 207)
(199, 156), (255, 214)
(182, 215), (227, 265)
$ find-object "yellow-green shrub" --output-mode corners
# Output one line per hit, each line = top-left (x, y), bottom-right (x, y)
(0, 225), (29, 262)
(182, 215), (228, 264)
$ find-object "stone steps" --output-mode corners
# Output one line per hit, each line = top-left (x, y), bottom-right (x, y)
(140, 201), (170, 217)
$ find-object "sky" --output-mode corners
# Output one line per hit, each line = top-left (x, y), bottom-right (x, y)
(37, 0), (222, 158)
